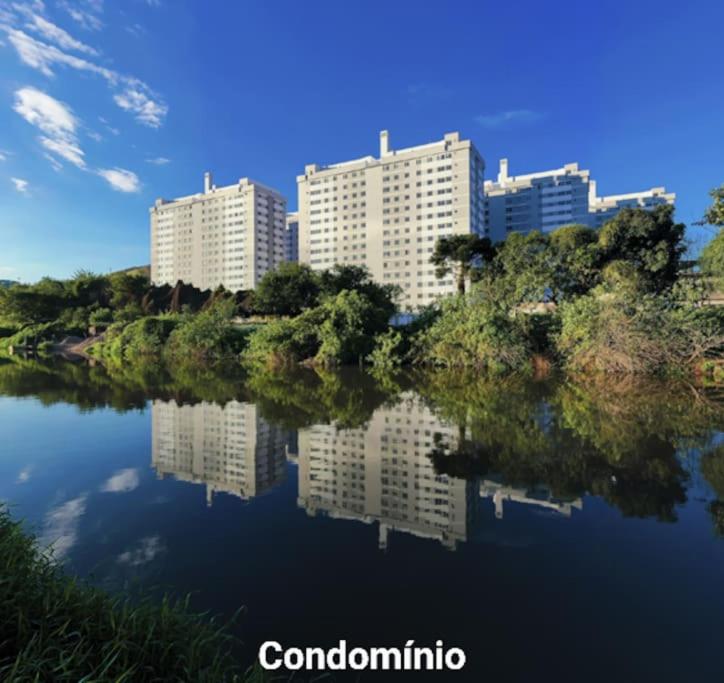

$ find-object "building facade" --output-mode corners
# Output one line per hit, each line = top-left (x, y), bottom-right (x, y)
(150, 172), (287, 292)
(285, 211), (299, 262)
(297, 130), (486, 310)
(483, 158), (675, 240)
(588, 184), (676, 228)
(483, 159), (592, 241)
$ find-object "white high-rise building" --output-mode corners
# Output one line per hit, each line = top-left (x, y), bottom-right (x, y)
(297, 130), (486, 310)
(483, 159), (592, 241)
(483, 158), (675, 240)
(588, 183), (676, 228)
(150, 172), (287, 292)
(285, 211), (299, 262)
(151, 400), (287, 505)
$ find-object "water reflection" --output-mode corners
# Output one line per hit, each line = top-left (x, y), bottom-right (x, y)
(297, 395), (476, 550)
(151, 400), (287, 505)
(2, 355), (724, 541)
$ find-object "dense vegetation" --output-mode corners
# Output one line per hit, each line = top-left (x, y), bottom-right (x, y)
(0, 506), (277, 682)
(1, 201), (723, 377)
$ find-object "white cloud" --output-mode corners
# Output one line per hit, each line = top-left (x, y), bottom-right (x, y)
(45, 153), (63, 171)
(3, 9), (168, 128)
(118, 535), (165, 567)
(17, 7), (99, 55)
(11, 177), (30, 194)
(87, 130), (102, 142)
(13, 86), (86, 168)
(145, 156), (169, 165)
(113, 85), (168, 128)
(12, 86), (143, 190)
(40, 494), (87, 560)
(475, 109), (545, 129)
(0, 150), (9, 161)
(97, 168), (140, 193)
(17, 465), (33, 482)
(100, 467), (140, 493)
(126, 23), (145, 38)
(56, 0), (103, 31)
(6, 29), (114, 79)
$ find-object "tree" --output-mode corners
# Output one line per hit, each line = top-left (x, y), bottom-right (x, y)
(109, 271), (149, 309)
(698, 184), (724, 227)
(699, 229), (724, 290)
(319, 264), (400, 318)
(598, 205), (686, 293)
(253, 262), (320, 316)
(430, 234), (494, 295)
(481, 231), (552, 306)
(548, 224), (601, 301)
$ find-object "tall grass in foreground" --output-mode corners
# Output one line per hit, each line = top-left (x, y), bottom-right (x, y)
(0, 507), (268, 682)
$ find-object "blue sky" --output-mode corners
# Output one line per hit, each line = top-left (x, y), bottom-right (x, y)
(1, 0), (722, 282)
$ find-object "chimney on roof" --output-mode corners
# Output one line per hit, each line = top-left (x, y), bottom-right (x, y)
(204, 171), (213, 193)
(498, 159), (509, 183)
(380, 130), (390, 157)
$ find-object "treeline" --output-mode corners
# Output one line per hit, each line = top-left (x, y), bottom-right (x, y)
(1, 201), (723, 377)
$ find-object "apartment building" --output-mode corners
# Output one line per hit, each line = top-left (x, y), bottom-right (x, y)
(296, 395), (478, 551)
(588, 183), (676, 228)
(483, 158), (675, 240)
(297, 130), (486, 310)
(483, 159), (592, 240)
(151, 400), (287, 505)
(150, 172), (286, 292)
(285, 211), (299, 262)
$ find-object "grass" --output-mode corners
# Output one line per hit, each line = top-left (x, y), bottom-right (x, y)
(0, 506), (271, 682)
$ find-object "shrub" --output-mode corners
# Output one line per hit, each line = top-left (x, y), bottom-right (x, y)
(557, 288), (724, 374)
(413, 295), (532, 371)
(97, 316), (180, 362)
(367, 329), (407, 370)
(243, 290), (392, 368)
(89, 307), (113, 325)
(166, 299), (251, 362)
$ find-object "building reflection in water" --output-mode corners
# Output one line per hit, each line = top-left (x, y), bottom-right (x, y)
(151, 396), (582, 548)
(151, 400), (287, 505)
(297, 396), (477, 551)
(480, 479), (583, 520)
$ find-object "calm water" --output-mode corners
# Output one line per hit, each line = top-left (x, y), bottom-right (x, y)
(2, 356), (724, 681)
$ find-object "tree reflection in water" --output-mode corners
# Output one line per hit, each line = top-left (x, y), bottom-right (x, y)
(1, 354), (723, 538)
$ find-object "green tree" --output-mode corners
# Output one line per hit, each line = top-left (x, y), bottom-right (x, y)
(108, 271), (149, 309)
(548, 224), (601, 301)
(253, 262), (320, 316)
(598, 205), (686, 293)
(430, 234), (494, 294)
(699, 229), (724, 290)
(698, 184), (724, 227)
(319, 263), (400, 315)
(482, 231), (551, 306)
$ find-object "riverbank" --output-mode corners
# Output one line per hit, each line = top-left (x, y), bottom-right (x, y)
(0, 507), (266, 682)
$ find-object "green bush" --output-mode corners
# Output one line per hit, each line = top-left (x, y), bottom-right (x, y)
(557, 288), (724, 374)
(243, 290), (391, 368)
(367, 329), (408, 369)
(413, 295), (532, 371)
(166, 299), (248, 362)
(96, 316), (180, 362)
(89, 307), (113, 325)
(0, 322), (65, 350)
